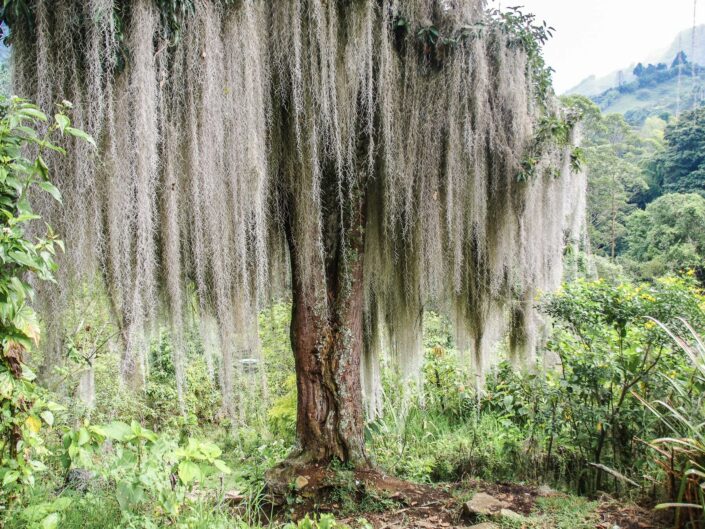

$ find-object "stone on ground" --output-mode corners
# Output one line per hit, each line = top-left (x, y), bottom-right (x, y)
(462, 492), (508, 517)
(500, 508), (526, 521)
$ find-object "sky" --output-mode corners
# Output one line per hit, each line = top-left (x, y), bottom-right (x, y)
(492, 0), (705, 93)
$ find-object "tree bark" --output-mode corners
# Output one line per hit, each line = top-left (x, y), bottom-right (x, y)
(285, 198), (367, 465)
(283, 161), (368, 464)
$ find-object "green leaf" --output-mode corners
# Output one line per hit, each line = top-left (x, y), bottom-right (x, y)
(40, 513), (59, 529)
(8, 250), (38, 269)
(64, 127), (96, 147)
(29, 460), (47, 472)
(0, 372), (14, 398)
(212, 459), (232, 474)
(178, 460), (201, 484)
(38, 182), (62, 203)
(50, 497), (72, 512)
(54, 114), (70, 134)
(96, 421), (132, 442)
(21, 365), (37, 381)
(40, 410), (54, 427)
(18, 107), (47, 122)
(3, 471), (20, 486)
(77, 428), (90, 446)
(199, 441), (221, 460)
(116, 481), (145, 511)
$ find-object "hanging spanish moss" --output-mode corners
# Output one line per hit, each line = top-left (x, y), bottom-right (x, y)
(8, 0), (585, 422)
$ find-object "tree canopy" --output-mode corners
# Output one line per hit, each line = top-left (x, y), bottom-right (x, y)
(5, 0), (583, 461)
(651, 106), (705, 197)
(624, 193), (705, 278)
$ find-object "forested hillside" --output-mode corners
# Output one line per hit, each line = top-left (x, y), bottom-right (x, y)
(569, 77), (705, 280)
(0, 3), (704, 529)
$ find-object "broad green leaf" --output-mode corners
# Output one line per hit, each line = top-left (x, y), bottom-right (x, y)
(212, 459), (232, 474)
(29, 460), (47, 472)
(3, 471), (20, 485)
(21, 364), (37, 381)
(15, 305), (41, 345)
(199, 441), (222, 460)
(8, 250), (38, 269)
(130, 420), (142, 436)
(38, 182), (62, 203)
(0, 377), (13, 398)
(18, 107), (47, 122)
(50, 497), (72, 511)
(77, 427), (90, 446)
(116, 481), (145, 511)
(177, 460), (201, 484)
(46, 401), (65, 412)
(96, 421), (132, 442)
(40, 512), (59, 529)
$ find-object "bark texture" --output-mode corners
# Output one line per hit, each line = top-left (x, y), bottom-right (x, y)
(286, 168), (368, 464)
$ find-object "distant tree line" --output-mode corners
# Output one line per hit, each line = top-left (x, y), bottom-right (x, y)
(627, 51), (696, 92)
(564, 95), (705, 281)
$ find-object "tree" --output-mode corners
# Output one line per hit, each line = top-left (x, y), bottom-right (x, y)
(624, 193), (705, 279)
(651, 106), (705, 197)
(561, 96), (656, 258)
(4, 1), (582, 465)
(671, 50), (688, 68)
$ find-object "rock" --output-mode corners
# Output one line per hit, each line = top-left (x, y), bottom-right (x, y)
(462, 492), (508, 517)
(224, 490), (245, 505)
(500, 508), (525, 522)
(468, 524), (499, 529)
(537, 484), (558, 497)
(294, 475), (309, 490)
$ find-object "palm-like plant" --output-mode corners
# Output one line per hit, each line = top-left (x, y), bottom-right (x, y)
(639, 318), (705, 528)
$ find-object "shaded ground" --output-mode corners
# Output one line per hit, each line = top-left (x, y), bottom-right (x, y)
(260, 465), (670, 528)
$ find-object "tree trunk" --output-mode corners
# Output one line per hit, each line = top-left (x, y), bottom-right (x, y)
(289, 267), (367, 463)
(285, 183), (368, 465)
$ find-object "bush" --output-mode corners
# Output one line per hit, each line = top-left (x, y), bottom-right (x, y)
(0, 97), (91, 510)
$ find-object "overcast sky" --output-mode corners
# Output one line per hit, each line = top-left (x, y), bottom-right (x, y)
(493, 0), (705, 93)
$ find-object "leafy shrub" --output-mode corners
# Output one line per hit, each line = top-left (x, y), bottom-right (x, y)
(0, 96), (91, 509)
(268, 374), (297, 441)
(538, 275), (705, 492)
(61, 420), (231, 525)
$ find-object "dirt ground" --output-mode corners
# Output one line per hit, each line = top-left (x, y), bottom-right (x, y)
(262, 465), (671, 529)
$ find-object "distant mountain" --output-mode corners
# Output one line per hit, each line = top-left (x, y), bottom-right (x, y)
(594, 69), (705, 125)
(655, 25), (705, 65)
(566, 68), (636, 98)
(567, 25), (705, 97)
(568, 25), (705, 125)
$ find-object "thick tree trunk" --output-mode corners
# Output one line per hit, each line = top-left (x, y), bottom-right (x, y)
(285, 185), (368, 465)
(289, 268), (366, 463)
